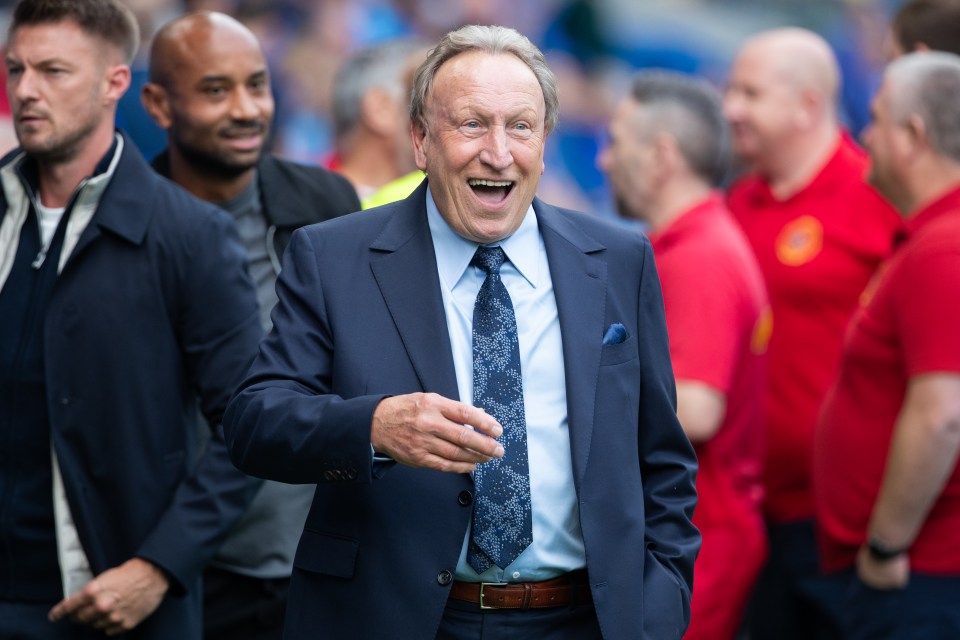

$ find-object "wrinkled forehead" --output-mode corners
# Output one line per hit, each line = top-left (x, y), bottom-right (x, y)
(426, 51), (545, 114)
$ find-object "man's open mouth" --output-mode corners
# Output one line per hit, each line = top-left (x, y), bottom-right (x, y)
(468, 178), (514, 204)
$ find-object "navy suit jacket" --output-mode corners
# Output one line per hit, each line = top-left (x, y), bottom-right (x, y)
(0, 135), (263, 639)
(224, 181), (700, 639)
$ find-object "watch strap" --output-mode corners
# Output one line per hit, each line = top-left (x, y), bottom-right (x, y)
(866, 537), (909, 561)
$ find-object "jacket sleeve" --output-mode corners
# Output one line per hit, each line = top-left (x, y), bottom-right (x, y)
(635, 239), (701, 637)
(135, 206), (263, 594)
(224, 228), (386, 485)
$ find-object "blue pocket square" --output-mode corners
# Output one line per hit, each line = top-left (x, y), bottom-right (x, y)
(602, 323), (628, 345)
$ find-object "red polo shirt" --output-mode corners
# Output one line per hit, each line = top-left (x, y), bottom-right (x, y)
(815, 185), (960, 574)
(649, 193), (768, 640)
(728, 134), (902, 524)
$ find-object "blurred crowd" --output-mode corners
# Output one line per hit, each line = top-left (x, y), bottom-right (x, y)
(3, 0), (960, 639)
(0, 0), (907, 215)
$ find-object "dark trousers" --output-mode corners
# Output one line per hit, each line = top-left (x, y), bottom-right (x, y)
(744, 519), (847, 640)
(437, 598), (602, 640)
(203, 567), (288, 640)
(842, 572), (960, 640)
(0, 601), (104, 639)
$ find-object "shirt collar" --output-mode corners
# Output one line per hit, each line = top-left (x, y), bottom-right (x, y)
(646, 191), (723, 249)
(903, 182), (960, 239)
(746, 132), (857, 206)
(425, 184), (540, 291)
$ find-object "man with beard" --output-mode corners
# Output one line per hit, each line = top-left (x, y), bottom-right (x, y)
(0, 0), (263, 638)
(814, 52), (960, 639)
(599, 70), (768, 640)
(141, 12), (360, 640)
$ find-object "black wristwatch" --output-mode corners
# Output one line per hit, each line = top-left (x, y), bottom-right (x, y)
(866, 537), (909, 562)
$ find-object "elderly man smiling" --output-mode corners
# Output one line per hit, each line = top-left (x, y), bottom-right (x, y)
(224, 24), (699, 640)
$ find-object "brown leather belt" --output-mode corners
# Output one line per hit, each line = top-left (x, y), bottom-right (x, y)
(448, 570), (592, 610)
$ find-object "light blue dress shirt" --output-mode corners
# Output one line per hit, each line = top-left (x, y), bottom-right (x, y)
(424, 187), (587, 583)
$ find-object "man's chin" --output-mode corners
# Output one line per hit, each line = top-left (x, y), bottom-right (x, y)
(21, 139), (79, 165)
(189, 151), (261, 179)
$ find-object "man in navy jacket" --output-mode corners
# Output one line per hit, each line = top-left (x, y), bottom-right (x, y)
(0, 1), (262, 637)
(225, 24), (699, 640)
(143, 12), (361, 640)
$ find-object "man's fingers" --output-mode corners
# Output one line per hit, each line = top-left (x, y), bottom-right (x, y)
(48, 602), (69, 622)
(449, 422), (503, 459)
(72, 602), (104, 625)
(93, 611), (122, 631)
(48, 589), (90, 621)
(421, 452), (478, 475)
(445, 402), (503, 439)
(371, 393), (508, 472)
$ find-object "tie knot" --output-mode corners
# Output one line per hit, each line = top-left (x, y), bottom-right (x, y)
(472, 246), (506, 275)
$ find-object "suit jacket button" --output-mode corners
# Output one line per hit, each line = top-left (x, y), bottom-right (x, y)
(323, 470), (335, 481)
(437, 570), (453, 586)
(346, 468), (357, 480)
(457, 490), (473, 506)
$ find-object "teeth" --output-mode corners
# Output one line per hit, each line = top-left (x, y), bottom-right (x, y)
(468, 179), (512, 187)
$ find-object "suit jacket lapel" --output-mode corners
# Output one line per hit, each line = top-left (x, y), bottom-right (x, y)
(369, 182), (461, 401)
(535, 200), (607, 486)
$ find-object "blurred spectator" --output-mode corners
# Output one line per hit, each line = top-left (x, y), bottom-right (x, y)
(723, 27), (902, 640)
(0, 0), (262, 637)
(12, 0), (897, 213)
(600, 70), (768, 640)
(815, 51), (960, 639)
(329, 39), (427, 207)
(141, 11), (359, 639)
(890, 0), (960, 57)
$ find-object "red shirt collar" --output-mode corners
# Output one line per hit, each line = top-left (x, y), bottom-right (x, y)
(647, 191), (724, 249)
(904, 183), (960, 238)
(743, 132), (865, 206)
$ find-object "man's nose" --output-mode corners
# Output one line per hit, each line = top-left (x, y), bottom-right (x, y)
(597, 145), (611, 173)
(478, 126), (513, 170)
(229, 87), (261, 121)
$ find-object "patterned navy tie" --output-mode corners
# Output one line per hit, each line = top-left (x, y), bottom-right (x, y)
(467, 246), (533, 573)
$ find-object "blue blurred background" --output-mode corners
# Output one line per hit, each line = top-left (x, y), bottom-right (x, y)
(0, 0), (906, 216)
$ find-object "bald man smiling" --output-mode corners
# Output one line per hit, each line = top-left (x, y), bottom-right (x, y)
(142, 12), (359, 640)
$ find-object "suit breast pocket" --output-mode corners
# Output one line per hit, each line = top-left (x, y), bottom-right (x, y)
(599, 335), (638, 366)
(293, 529), (359, 579)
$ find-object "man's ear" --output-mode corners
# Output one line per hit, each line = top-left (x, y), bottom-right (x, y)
(795, 88), (822, 131)
(141, 82), (172, 130)
(902, 113), (929, 158)
(103, 63), (131, 106)
(411, 118), (428, 172)
(652, 131), (680, 181)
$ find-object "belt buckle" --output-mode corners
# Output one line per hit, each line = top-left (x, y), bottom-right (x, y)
(479, 582), (508, 610)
